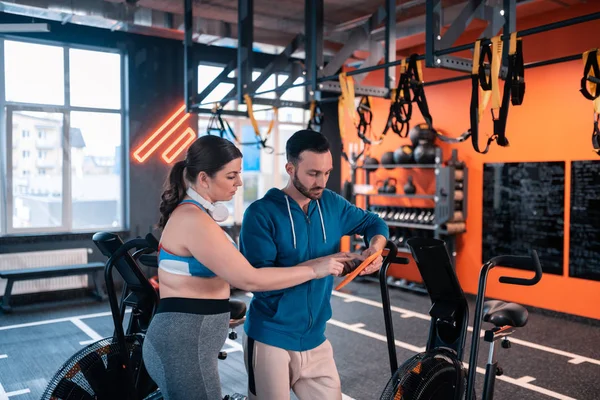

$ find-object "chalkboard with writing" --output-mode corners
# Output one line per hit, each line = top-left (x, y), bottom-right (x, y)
(569, 160), (600, 281)
(482, 162), (564, 275)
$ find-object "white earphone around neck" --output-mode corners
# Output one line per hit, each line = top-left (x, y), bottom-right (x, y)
(186, 186), (230, 222)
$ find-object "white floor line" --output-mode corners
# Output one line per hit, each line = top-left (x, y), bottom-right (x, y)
(328, 318), (425, 353)
(0, 382), (30, 399)
(332, 290), (600, 366)
(70, 318), (104, 345)
(7, 389), (30, 398)
(223, 339), (243, 354)
(328, 318), (577, 400)
(341, 394), (356, 400)
(0, 309), (130, 332)
(0, 355), (7, 360)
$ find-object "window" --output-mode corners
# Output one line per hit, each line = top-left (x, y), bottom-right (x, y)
(0, 39), (126, 236)
(4, 40), (64, 105)
(197, 63), (308, 225)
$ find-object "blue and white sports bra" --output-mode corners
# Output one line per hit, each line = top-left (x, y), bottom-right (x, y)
(158, 199), (237, 278)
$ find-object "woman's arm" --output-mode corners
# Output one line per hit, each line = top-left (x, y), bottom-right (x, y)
(181, 209), (349, 291)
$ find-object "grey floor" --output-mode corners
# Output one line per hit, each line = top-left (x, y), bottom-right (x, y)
(0, 278), (599, 400)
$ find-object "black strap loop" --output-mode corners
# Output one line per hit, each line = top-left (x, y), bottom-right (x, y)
(580, 49), (600, 100)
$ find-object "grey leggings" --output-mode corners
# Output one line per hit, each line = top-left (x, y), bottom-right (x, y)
(143, 297), (230, 400)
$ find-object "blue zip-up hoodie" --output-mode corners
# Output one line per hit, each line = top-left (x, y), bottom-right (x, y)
(239, 188), (389, 351)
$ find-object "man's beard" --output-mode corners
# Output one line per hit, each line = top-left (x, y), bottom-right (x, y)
(292, 171), (324, 200)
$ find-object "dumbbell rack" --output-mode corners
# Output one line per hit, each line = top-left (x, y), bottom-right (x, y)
(348, 147), (468, 294)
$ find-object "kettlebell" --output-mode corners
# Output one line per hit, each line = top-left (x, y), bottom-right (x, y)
(413, 142), (437, 164)
(377, 178), (397, 194)
(403, 176), (416, 195)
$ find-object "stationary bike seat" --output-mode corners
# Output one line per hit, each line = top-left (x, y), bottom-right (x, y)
(230, 300), (247, 320)
(483, 300), (528, 328)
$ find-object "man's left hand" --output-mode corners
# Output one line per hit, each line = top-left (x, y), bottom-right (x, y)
(359, 246), (384, 275)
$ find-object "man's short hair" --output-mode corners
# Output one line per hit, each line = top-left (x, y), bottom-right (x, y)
(286, 129), (330, 164)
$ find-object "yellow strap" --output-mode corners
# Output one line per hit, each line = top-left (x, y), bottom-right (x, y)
(509, 32), (517, 56)
(472, 40), (481, 75)
(309, 101), (316, 121)
(416, 59), (423, 83)
(490, 35), (503, 111)
(339, 72), (356, 118)
(266, 108), (277, 136)
(244, 93), (277, 139)
(400, 59), (407, 74)
(338, 98), (346, 140)
(243, 94), (261, 138)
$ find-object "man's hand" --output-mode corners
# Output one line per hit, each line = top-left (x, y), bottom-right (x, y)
(359, 235), (387, 275)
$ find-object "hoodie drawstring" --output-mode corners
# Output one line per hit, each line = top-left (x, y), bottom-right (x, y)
(285, 195), (327, 249)
(316, 200), (327, 244)
(285, 196), (297, 249)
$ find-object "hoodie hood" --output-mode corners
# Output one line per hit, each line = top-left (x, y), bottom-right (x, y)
(264, 188), (327, 249)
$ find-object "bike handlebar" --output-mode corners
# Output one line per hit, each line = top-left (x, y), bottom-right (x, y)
(488, 250), (542, 286)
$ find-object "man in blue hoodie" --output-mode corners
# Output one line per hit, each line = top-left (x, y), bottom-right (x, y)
(239, 129), (389, 400)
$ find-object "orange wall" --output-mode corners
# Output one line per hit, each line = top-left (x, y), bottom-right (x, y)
(340, 2), (600, 320)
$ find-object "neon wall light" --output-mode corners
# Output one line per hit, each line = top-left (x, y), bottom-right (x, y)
(133, 104), (196, 163)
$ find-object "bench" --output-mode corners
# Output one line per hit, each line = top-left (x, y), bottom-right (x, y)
(0, 262), (107, 313)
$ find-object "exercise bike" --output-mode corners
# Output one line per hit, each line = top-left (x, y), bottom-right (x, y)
(41, 232), (248, 400)
(379, 238), (542, 400)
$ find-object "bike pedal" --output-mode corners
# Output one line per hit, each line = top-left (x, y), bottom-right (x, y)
(229, 330), (238, 340)
(218, 351), (228, 360)
(496, 366), (504, 376)
(501, 338), (511, 349)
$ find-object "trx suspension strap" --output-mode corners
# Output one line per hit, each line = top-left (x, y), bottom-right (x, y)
(404, 53), (471, 145)
(494, 33), (525, 146)
(307, 100), (324, 131)
(469, 37), (502, 154)
(207, 105), (237, 139)
(356, 96), (385, 146)
(244, 94), (278, 153)
(338, 72), (360, 162)
(383, 59), (412, 138)
(580, 49), (600, 155)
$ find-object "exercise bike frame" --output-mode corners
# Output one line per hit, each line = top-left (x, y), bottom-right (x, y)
(378, 240), (408, 375)
(465, 251), (542, 400)
(95, 233), (160, 400)
(379, 238), (542, 400)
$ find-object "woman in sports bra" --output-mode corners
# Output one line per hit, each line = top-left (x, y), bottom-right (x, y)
(142, 135), (360, 400)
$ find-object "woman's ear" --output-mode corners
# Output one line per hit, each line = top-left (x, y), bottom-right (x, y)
(197, 171), (210, 188)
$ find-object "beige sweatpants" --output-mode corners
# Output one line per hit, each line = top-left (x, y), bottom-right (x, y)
(243, 335), (342, 400)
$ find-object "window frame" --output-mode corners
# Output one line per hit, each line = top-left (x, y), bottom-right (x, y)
(0, 37), (129, 237)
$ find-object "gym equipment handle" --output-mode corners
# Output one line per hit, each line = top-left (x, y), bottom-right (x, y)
(491, 250), (542, 286)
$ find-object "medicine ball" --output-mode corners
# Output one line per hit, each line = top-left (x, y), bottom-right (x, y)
(413, 143), (437, 164)
(363, 156), (379, 172)
(380, 151), (395, 169)
(393, 145), (414, 164)
(409, 123), (436, 146)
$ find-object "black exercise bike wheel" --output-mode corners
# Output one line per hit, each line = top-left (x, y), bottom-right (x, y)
(380, 349), (469, 400)
(41, 334), (159, 400)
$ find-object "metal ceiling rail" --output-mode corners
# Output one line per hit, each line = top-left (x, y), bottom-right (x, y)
(195, 10), (600, 108)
